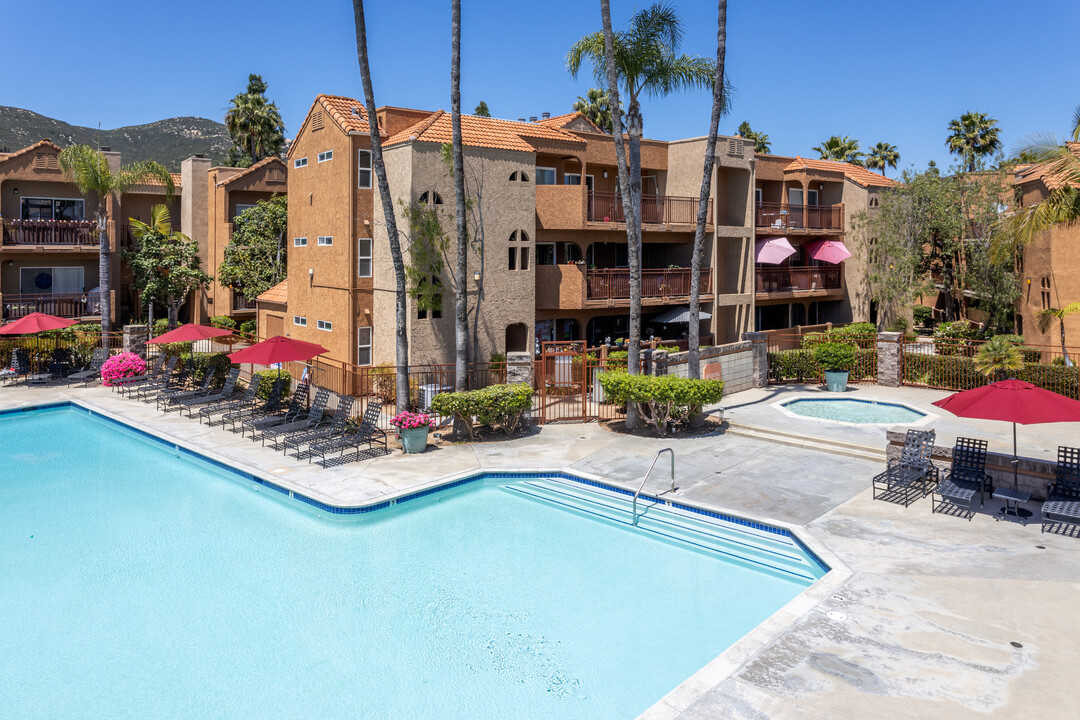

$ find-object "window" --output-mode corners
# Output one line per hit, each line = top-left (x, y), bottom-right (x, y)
(234, 203), (256, 219)
(564, 173), (582, 185)
(317, 320), (333, 331)
(536, 243), (555, 265)
(357, 327), (372, 366)
(318, 150), (333, 163)
(510, 171), (519, 181)
(20, 197), (85, 221)
(418, 191), (443, 205)
(508, 247), (517, 270)
(1041, 276), (1051, 310)
(293, 316), (307, 327)
(519, 247), (530, 271)
(357, 238), (372, 277)
(754, 188), (762, 205)
(317, 236), (333, 246)
(417, 276), (442, 319)
(358, 149), (372, 188)
(293, 237), (308, 247)
(19, 266), (84, 294)
(535, 167), (556, 185)
(294, 157), (308, 169)
(509, 230), (529, 243)
(519, 171), (530, 183)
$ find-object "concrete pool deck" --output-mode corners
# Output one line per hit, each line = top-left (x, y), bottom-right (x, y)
(3, 383), (1078, 719)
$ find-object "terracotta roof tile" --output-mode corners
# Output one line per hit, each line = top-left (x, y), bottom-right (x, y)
(386, 111), (584, 152)
(0, 139), (63, 165)
(217, 156), (286, 186)
(1014, 143), (1080, 190)
(784, 155), (900, 188)
(257, 279), (288, 304)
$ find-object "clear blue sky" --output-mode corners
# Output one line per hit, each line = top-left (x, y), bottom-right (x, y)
(2, 0), (1077, 173)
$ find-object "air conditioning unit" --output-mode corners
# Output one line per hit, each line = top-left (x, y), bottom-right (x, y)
(418, 383), (451, 411)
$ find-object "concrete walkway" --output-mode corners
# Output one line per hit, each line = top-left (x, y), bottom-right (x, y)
(3, 383), (1078, 719)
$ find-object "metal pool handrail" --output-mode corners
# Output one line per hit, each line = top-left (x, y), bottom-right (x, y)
(632, 448), (675, 526)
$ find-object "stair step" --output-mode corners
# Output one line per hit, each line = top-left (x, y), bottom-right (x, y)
(724, 422), (885, 463)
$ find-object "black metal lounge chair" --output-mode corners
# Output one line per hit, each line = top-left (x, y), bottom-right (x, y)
(873, 429), (937, 507)
(221, 378), (286, 433)
(2, 349), (30, 386)
(116, 356), (173, 396)
(932, 437), (993, 518)
(198, 375), (263, 426)
(257, 386), (332, 447)
(65, 348), (109, 386)
(283, 395), (355, 459)
(170, 367), (241, 416)
(242, 381), (310, 439)
(9, 347), (53, 385)
(1042, 446), (1080, 534)
(133, 361), (189, 402)
(308, 398), (388, 467)
(156, 370), (215, 411)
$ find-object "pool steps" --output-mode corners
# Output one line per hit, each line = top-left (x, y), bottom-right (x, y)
(503, 476), (825, 582)
(724, 421), (885, 463)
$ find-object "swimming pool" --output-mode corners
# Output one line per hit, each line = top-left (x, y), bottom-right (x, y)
(1, 404), (826, 719)
(778, 397), (930, 425)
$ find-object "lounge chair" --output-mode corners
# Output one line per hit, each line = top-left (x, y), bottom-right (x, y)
(65, 348), (109, 386)
(156, 370), (215, 411)
(283, 395), (355, 459)
(242, 381), (310, 439)
(132, 361), (189, 402)
(308, 398), (388, 467)
(1042, 446), (1080, 534)
(116, 356), (172, 396)
(2, 349), (29, 386)
(932, 437), (993, 518)
(220, 378), (287, 433)
(198, 375), (263, 426)
(170, 367), (241, 416)
(257, 386), (332, 447)
(872, 429), (937, 507)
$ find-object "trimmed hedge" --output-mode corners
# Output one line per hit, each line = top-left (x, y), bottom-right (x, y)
(429, 383), (534, 438)
(769, 348), (877, 383)
(597, 372), (724, 433)
(210, 315), (237, 330)
(252, 369), (292, 400)
(179, 352), (233, 386)
(902, 353), (1080, 399)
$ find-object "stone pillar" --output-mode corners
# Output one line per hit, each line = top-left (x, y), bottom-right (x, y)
(641, 348), (654, 376)
(742, 331), (768, 387)
(877, 331), (902, 387)
(505, 352), (532, 385)
(651, 350), (669, 376)
(123, 324), (149, 356)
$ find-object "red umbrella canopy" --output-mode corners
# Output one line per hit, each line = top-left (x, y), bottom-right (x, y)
(0, 313), (77, 335)
(227, 335), (328, 365)
(932, 379), (1080, 425)
(147, 324), (233, 344)
(804, 239), (853, 265)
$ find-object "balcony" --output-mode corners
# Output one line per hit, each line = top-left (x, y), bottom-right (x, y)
(754, 202), (842, 232)
(2, 293), (89, 320)
(232, 293), (258, 312)
(536, 264), (713, 310)
(588, 191), (712, 226)
(755, 265), (843, 301)
(1, 219), (97, 247)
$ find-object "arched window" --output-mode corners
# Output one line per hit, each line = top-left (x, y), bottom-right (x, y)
(509, 231), (517, 242)
(519, 171), (530, 183)
(519, 230), (529, 242)
(418, 191), (443, 205)
(510, 171), (520, 181)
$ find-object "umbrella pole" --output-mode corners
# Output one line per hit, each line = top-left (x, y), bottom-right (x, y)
(1012, 422), (1019, 490)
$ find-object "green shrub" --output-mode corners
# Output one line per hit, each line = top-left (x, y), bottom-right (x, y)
(368, 365), (421, 406)
(179, 352), (232, 386)
(813, 341), (856, 372)
(888, 317), (910, 333)
(933, 320), (978, 356)
(252, 369), (292, 400)
(768, 348), (816, 382)
(238, 319), (257, 337)
(597, 372), (723, 432)
(912, 305), (934, 327)
(837, 322), (878, 336)
(429, 383), (534, 438)
(210, 315), (237, 330)
(488, 352), (506, 364)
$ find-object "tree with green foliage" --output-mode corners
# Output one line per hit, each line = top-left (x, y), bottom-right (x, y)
(58, 144), (174, 334)
(224, 74), (286, 168)
(124, 205), (212, 327)
(946, 111), (1001, 172)
(737, 121), (770, 153)
(1037, 302), (1080, 367)
(473, 100), (490, 117)
(813, 135), (864, 165)
(217, 196), (287, 302)
(974, 336), (1023, 380)
(866, 142), (900, 176)
(400, 201), (448, 314)
(572, 88), (614, 133)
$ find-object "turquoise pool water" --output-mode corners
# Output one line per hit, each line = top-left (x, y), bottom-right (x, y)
(1, 405), (825, 720)
(782, 397), (928, 424)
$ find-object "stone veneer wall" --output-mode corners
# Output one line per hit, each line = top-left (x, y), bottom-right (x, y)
(663, 341), (755, 394)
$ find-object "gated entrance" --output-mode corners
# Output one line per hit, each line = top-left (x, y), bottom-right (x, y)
(536, 342), (623, 425)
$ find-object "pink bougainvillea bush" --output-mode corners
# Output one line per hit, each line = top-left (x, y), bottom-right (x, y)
(389, 411), (435, 430)
(100, 352), (146, 387)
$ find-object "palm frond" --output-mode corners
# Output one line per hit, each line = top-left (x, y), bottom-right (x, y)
(1072, 104), (1080, 142)
(115, 161), (174, 201)
(58, 144), (112, 196)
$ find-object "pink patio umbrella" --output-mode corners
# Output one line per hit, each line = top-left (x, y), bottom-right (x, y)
(804, 239), (852, 264)
(0, 312), (77, 335)
(754, 237), (797, 265)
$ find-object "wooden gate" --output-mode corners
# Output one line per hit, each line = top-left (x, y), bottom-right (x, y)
(537, 342), (588, 424)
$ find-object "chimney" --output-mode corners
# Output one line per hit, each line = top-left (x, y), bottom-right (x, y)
(99, 146), (111, 151)
(542, 112), (550, 120)
(529, 116), (538, 123)
(517, 117), (526, 123)
(194, 153), (205, 159)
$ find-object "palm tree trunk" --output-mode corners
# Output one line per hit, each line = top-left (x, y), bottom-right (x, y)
(600, 0), (640, 428)
(626, 100), (643, 389)
(98, 209), (111, 335)
(689, 0), (727, 379)
(353, 0), (410, 412)
(451, 0), (469, 392)
(1061, 320), (1072, 367)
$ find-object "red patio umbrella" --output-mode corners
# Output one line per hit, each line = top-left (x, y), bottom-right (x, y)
(932, 379), (1080, 489)
(147, 324), (233, 344)
(804, 239), (852, 264)
(0, 312), (77, 335)
(227, 335), (328, 365)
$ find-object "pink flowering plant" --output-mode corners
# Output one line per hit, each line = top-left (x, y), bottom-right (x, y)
(390, 411), (435, 431)
(100, 351), (146, 387)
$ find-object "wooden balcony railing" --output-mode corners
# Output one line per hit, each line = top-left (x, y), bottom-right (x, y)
(233, 293), (258, 311)
(756, 265), (842, 293)
(2, 293), (89, 319)
(586, 268), (712, 301)
(1, 219), (97, 246)
(754, 202), (842, 231)
(588, 191), (712, 225)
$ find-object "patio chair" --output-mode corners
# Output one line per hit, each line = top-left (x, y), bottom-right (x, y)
(65, 348), (108, 386)
(308, 398), (388, 467)
(872, 429), (937, 507)
(116, 356), (172, 395)
(48, 347), (74, 379)
(2, 348), (29, 386)
(283, 395), (355, 459)
(257, 386), (332, 448)
(1042, 446), (1080, 534)
(132, 361), (189, 402)
(198, 375), (263, 426)
(220, 378), (286, 433)
(171, 367), (241, 416)
(932, 437), (993, 518)
(241, 381), (309, 439)
(156, 370), (215, 411)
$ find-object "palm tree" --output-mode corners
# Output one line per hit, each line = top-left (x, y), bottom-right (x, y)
(866, 142), (900, 176)
(689, 0), (728, 379)
(974, 336), (1024, 380)
(224, 74), (286, 167)
(946, 111), (1001, 172)
(572, 88), (614, 133)
(57, 145), (173, 335)
(570, 2), (717, 427)
(813, 136), (864, 165)
(737, 121), (770, 153)
(450, 0), (470, 392)
(1037, 302), (1080, 367)
(352, 0), (410, 412)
